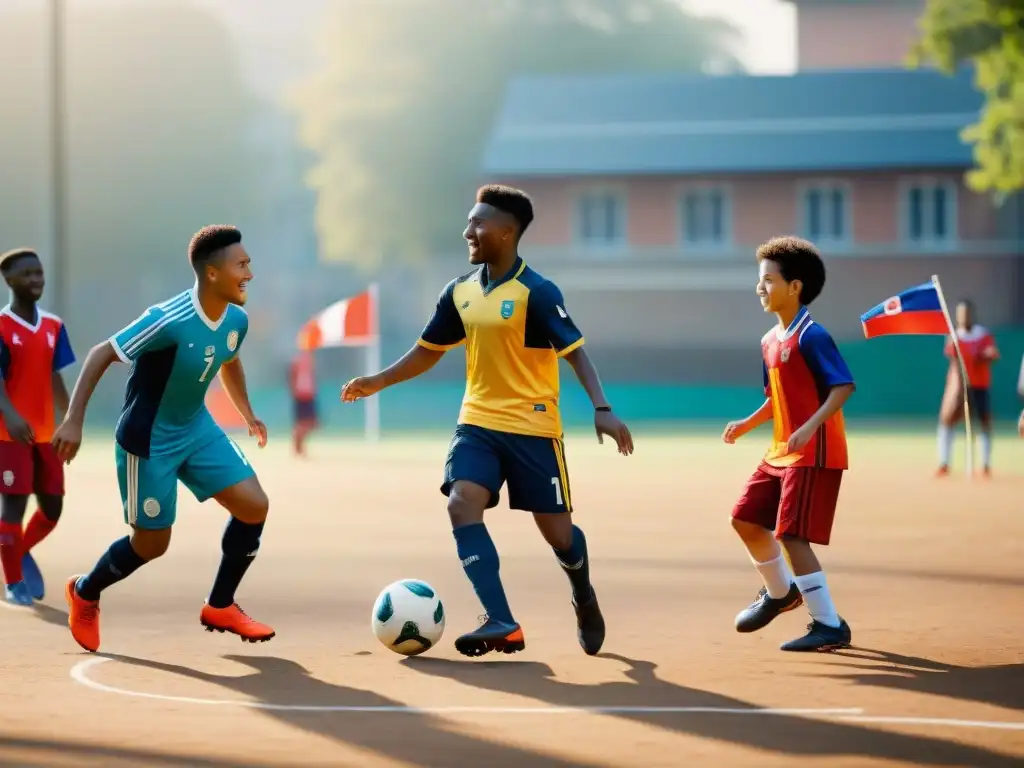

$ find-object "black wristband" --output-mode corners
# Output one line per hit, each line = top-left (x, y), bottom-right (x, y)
(595, 406), (612, 412)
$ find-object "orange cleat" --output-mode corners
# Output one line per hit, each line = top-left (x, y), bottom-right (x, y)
(200, 603), (275, 643)
(65, 576), (100, 652)
(935, 465), (950, 478)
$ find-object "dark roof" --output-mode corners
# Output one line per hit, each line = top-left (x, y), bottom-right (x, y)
(482, 68), (982, 176)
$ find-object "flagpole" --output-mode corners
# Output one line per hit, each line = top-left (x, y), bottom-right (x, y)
(931, 275), (974, 478)
(364, 282), (381, 443)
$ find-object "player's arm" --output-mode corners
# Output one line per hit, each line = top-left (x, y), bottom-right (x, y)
(51, 323), (75, 419)
(0, 338), (33, 444)
(723, 363), (773, 443)
(530, 281), (633, 455)
(341, 281), (463, 402)
(53, 306), (174, 462)
(219, 357), (267, 448)
(982, 333), (1000, 361)
(788, 328), (855, 450)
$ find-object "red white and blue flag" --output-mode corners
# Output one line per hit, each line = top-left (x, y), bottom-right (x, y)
(860, 281), (950, 339)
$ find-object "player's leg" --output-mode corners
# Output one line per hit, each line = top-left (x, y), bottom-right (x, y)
(971, 389), (993, 475)
(178, 433), (273, 642)
(0, 441), (36, 605)
(293, 399), (316, 457)
(937, 385), (963, 475)
(776, 467), (850, 652)
(21, 442), (68, 599)
(730, 462), (802, 632)
(66, 447), (177, 652)
(443, 426), (520, 657)
(504, 435), (604, 655)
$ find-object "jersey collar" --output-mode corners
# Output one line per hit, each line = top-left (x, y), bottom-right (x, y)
(479, 256), (526, 296)
(190, 284), (227, 331)
(1, 305), (41, 333)
(775, 306), (812, 342)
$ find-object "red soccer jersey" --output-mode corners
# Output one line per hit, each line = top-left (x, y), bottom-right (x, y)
(944, 326), (996, 389)
(0, 307), (75, 443)
(289, 353), (316, 400)
(762, 308), (854, 469)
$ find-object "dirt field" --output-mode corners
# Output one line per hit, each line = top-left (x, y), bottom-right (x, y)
(1, 429), (1022, 767)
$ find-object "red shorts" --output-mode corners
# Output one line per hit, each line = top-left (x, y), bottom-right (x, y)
(731, 461), (843, 546)
(0, 441), (64, 496)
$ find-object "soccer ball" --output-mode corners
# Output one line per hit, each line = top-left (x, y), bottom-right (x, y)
(371, 579), (445, 656)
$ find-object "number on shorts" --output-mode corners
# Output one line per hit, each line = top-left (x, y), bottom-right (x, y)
(228, 438), (249, 466)
(198, 353), (215, 383)
(551, 476), (563, 506)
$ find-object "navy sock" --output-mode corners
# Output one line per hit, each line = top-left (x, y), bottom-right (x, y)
(208, 518), (264, 609)
(554, 525), (592, 602)
(453, 522), (515, 625)
(77, 536), (147, 601)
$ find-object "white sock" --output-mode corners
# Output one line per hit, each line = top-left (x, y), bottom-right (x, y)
(751, 554), (794, 599)
(937, 424), (954, 466)
(794, 571), (840, 628)
(980, 431), (992, 469)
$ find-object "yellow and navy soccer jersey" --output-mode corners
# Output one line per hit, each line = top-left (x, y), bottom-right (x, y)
(417, 257), (584, 438)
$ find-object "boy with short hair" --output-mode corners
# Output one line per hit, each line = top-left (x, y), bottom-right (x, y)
(722, 236), (855, 652)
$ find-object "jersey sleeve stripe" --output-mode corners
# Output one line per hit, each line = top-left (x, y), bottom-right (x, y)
(120, 305), (193, 357)
(555, 337), (585, 358)
(417, 337), (462, 352)
(109, 336), (132, 364)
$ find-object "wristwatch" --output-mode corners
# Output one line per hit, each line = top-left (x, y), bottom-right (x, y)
(595, 406), (612, 412)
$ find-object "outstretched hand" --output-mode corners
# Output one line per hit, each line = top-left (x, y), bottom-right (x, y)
(340, 375), (384, 403)
(248, 418), (268, 448)
(52, 419), (82, 464)
(595, 410), (633, 455)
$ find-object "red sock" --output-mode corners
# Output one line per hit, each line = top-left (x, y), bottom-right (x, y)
(0, 521), (23, 585)
(22, 509), (57, 553)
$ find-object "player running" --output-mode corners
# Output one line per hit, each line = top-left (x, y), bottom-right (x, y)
(341, 185), (633, 658)
(723, 236), (855, 652)
(52, 226), (273, 652)
(0, 249), (75, 606)
(937, 300), (998, 477)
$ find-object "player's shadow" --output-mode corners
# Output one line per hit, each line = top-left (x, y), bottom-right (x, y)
(0, 733), (252, 767)
(403, 654), (1021, 767)
(30, 602), (70, 629)
(820, 648), (1024, 713)
(100, 653), (600, 768)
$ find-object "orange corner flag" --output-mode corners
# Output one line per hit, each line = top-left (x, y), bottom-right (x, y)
(297, 288), (378, 351)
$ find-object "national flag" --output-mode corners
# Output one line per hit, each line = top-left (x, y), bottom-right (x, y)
(297, 287), (378, 350)
(860, 281), (950, 339)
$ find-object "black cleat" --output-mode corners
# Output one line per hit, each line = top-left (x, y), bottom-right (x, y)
(454, 617), (525, 658)
(572, 589), (605, 656)
(734, 584), (802, 633)
(780, 618), (852, 652)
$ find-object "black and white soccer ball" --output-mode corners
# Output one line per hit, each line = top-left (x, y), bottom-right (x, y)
(371, 579), (445, 656)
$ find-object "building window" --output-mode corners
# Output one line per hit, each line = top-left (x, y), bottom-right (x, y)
(802, 185), (849, 243)
(681, 188), (729, 245)
(576, 191), (625, 246)
(904, 181), (956, 244)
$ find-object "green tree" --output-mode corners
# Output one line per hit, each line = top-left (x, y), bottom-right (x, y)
(911, 0), (1024, 195)
(290, 0), (741, 268)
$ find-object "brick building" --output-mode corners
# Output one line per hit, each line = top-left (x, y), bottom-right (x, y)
(471, 0), (1024, 386)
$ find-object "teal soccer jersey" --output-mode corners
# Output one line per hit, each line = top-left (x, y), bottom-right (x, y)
(108, 287), (254, 529)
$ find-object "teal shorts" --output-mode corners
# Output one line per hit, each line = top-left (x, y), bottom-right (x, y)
(116, 431), (255, 530)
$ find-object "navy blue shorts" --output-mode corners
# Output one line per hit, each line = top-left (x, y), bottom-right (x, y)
(968, 388), (991, 423)
(442, 424), (572, 514)
(293, 398), (318, 424)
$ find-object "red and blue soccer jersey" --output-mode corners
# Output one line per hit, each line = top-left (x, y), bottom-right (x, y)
(944, 326), (996, 390)
(761, 308), (854, 469)
(0, 307), (75, 443)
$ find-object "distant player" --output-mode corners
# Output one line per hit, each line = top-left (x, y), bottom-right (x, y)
(51, 226), (274, 652)
(723, 236), (855, 652)
(341, 185), (633, 658)
(936, 299), (998, 477)
(0, 249), (75, 606)
(289, 350), (318, 456)
(1019, 351), (1024, 437)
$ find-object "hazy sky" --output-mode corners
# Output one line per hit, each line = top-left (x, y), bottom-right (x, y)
(684, 0), (797, 74)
